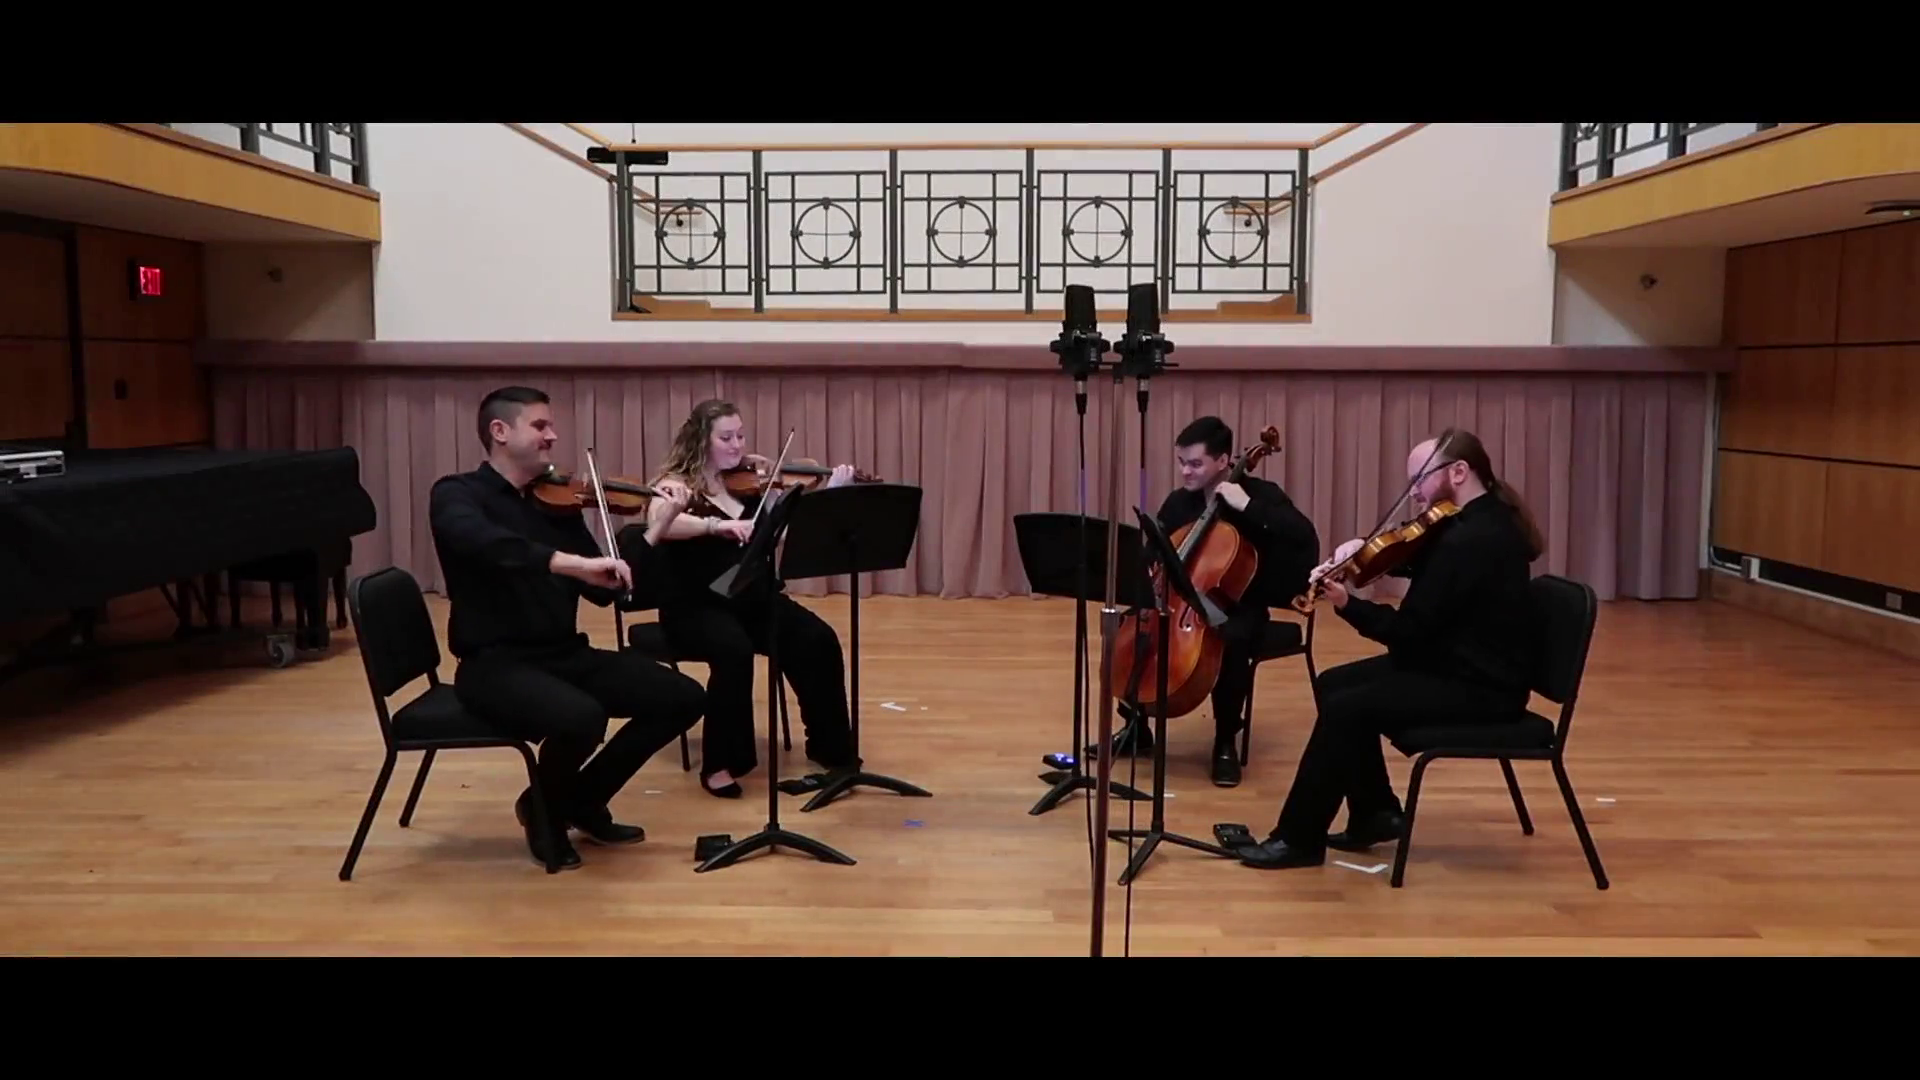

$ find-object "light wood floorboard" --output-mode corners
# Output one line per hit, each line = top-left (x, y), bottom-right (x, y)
(2, 592), (1917, 956)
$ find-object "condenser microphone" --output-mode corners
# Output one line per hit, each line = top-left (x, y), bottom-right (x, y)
(1116, 281), (1173, 381)
(1051, 283), (1108, 413)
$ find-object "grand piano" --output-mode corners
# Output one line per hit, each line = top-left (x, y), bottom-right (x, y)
(0, 444), (377, 679)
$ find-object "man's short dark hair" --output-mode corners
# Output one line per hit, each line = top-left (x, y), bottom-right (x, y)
(477, 385), (549, 450)
(1174, 416), (1232, 457)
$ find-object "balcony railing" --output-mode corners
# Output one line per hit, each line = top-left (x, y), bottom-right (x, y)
(1558, 123), (1779, 192)
(156, 123), (370, 187)
(594, 142), (1314, 319)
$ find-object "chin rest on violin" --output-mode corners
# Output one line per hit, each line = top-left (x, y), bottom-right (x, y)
(1292, 499), (1460, 614)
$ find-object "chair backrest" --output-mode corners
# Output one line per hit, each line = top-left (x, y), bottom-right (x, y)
(612, 522), (664, 613)
(346, 566), (443, 702)
(1527, 573), (1598, 743)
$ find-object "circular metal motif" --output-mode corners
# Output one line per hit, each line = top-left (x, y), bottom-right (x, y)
(926, 197), (995, 266)
(1062, 197), (1131, 267)
(790, 198), (861, 267)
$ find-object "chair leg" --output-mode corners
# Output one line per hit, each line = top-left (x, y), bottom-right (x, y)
(1552, 756), (1610, 890)
(514, 744), (562, 875)
(398, 749), (435, 827)
(1390, 753), (1435, 888)
(333, 568), (348, 629)
(1499, 758), (1534, 835)
(339, 749), (397, 882)
(679, 731), (693, 772)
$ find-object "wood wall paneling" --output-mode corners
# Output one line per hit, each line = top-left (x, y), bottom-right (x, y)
(0, 228), (75, 441)
(1821, 462), (1920, 593)
(81, 341), (209, 450)
(1712, 449), (1828, 568)
(1718, 346), (1834, 458)
(71, 225), (209, 446)
(1724, 231), (1841, 348)
(1836, 219), (1920, 345)
(1828, 345), (1920, 468)
(0, 230), (70, 337)
(0, 340), (74, 441)
(75, 226), (204, 342)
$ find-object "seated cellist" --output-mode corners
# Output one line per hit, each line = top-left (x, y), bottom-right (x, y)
(1098, 415), (1320, 787)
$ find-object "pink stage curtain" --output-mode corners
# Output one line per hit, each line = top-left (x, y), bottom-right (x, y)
(210, 365), (1708, 602)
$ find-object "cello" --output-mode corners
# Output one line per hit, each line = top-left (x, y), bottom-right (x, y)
(1106, 425), (1282, 719)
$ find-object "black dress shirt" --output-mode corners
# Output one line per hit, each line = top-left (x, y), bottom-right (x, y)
(1155, 475), (1322, 611)
(1336, 492), (1538, 696)
(428, 461), (653, 659)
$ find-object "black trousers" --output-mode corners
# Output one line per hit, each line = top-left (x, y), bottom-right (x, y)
(661, 591), (856, 780)
(1210, 605), (1270, 742)
(1270, 654), (1527, 846)
(454, 637), (706, 826)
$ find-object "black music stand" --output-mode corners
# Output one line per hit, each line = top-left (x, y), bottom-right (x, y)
(1014, 512), (1151, 815)
(776, 483), (932, 812)
(696, 485), (856, 872)
(1104, 506), (1236, 885)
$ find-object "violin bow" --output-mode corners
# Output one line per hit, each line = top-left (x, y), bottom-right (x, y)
(582, 447), (630, 643)
(747, 428), (799, 530)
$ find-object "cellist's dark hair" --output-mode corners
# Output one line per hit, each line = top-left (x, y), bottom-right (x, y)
(1431, 427), (1546, 561)
(1175, 416), (1233, 457)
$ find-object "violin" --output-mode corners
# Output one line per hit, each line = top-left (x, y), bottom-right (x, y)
(1105, 425), (1282, 720)
(718, 457), (881, 498)
(1292, 499), (1461, 614)
(530, 465), (664, 516)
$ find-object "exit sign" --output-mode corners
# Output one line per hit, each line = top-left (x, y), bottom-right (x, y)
(128, 260), (164, 300)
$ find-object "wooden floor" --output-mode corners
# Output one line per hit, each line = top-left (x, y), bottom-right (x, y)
(3, 589), (1918, 956)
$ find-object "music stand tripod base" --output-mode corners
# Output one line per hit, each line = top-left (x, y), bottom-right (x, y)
(1104, 507), (1237, 884)
(1014, 512), (1158, 816)
(695, 825), (857, 872)
(776, 482), (932, 814)
(695, 484), (855, 872)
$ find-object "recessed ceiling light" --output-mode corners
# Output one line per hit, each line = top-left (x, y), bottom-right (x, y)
(1865, 200), (1920, 216)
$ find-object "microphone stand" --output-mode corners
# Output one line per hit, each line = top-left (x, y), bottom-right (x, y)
(1090, 296), (1175, 959)
(1033, 321), (1148, 817)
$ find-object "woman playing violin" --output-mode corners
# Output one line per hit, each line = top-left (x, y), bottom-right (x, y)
(1223, 428), (1547, 870)
(641, 398), (862, 797)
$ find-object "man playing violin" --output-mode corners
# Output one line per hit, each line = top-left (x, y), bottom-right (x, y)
(1226, 428), (1545, 869)
(428, 385), (708, 871)
(637, 398), (862, 799)
(1100, 416), (1320, 787)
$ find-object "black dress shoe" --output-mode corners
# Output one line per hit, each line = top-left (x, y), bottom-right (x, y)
(1210, 744), (1241, 788)
(571, 813), (646, 845)
(515, 791), (582, 870)
(1236, 837), (1326, 870)
(1327, 810), (1405, 852)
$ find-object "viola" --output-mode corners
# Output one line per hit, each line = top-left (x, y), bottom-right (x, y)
(718, 457), (881, 498)
(1105, 425), (1282, 720)
(1292, 499), (1459, 613)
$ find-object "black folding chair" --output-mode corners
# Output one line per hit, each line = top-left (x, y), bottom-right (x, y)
(338, 566), (563, 880)
(1236, 608), (1318, 766)
(1386, 573), (1609, 890)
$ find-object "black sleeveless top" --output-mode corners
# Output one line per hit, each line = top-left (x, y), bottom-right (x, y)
(657, 489), (769, 610)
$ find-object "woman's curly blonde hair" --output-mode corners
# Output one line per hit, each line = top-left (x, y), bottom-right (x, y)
(651, 398), (740, 492)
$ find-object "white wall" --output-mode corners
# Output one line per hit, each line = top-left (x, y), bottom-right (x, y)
(1551, 245), (1726, 346)
(366, 122), (1565, 345)
(203, 242), (375, 340)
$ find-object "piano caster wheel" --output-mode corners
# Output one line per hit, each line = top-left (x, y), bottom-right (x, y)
(265, 636), (296, 669)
